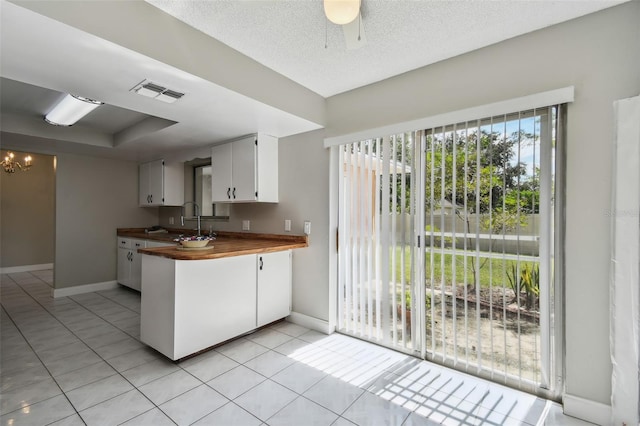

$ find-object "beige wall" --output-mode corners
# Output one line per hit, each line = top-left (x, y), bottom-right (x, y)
(55, 153), (157, 289)
(326, 1), (640, 408)
(159, 129), (331, 321)
(0, 150), (55, 268)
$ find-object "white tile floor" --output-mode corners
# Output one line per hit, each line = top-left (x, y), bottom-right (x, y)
(0, 270), (593, 426)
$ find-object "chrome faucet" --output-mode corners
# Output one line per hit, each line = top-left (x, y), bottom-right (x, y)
(180, 201), (201, 236)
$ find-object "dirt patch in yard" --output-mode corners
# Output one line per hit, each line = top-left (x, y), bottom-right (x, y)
(401, 286), (542, 381)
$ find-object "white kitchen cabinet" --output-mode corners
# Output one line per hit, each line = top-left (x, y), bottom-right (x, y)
(211, 142), (233, 202)
(117, 238), (145, 291)
(139, 159), (184, 206)
(140, 249), (293, 360)
(117, 238), (132, 286)
(141, 254), (258, 360)
(211, 134), (278, 203)
(117, 238), (174, 291)
(257, 250), (292, 327)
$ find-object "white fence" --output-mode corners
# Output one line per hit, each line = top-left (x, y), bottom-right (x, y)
(392, 213), (540, 256)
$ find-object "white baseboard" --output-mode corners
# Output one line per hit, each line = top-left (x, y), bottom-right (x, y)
(563, 393), (611, 425)
(52, 280), (119, 298)
(287, 311), (334, 334)
(0, 263), (53, 274)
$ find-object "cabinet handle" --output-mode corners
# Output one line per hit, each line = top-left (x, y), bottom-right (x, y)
(150, 194), (153, 203)
(232, 188), (236, 199)
(259, 257), (263, 270)
(227, 188), (231, 199)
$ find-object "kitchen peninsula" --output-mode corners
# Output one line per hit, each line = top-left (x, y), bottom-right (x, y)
(117, 229), (307, 360)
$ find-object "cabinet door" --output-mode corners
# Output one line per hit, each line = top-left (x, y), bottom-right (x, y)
(174, 255), (257, 359)
(255, 134), (278, 202)
(129, 239), (145, 291)
(139, 162), (150, 205)
(117, 246), (131, 287)
(231, 136), (257, 202)
(147, 160), (164, 206)
(257, 250), (292, 327)
(211, 143), (233, 202)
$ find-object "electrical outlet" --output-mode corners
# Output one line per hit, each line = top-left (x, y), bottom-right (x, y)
(304, 221), (311, 235)
(169, 217), (174, 225)
(284, 219), (291, 232)
(242, 220), (250, 231)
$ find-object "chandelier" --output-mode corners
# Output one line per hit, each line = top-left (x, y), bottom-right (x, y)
(1, 151), (32, 174)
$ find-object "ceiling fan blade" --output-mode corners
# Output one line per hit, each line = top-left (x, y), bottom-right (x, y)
(342, 13), (366, 50)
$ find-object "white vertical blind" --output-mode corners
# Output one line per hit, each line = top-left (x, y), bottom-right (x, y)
(337, 105), (562, 398)
(338, 136), (418, 352)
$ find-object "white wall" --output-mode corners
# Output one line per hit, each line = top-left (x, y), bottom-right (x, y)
(326, 1), (640, 411)
(55, 153), (157, 289)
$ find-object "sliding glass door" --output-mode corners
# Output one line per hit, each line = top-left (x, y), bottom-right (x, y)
(336, 106), (563, 398)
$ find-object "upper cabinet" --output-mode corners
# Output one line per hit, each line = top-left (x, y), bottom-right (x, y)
(211, 134), (278, 203)
(139, 159), (184, 207)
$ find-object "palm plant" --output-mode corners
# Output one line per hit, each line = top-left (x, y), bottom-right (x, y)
(506, 263), (540, 309)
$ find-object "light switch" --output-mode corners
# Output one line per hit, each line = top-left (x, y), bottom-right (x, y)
(304, 221), (311, 235)
(242, 220), (250, 231)
(285, 220), (291, 232)
(169, 217), (174, 225)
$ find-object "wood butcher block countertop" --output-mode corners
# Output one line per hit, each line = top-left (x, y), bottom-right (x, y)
(117, 228), (308, 261)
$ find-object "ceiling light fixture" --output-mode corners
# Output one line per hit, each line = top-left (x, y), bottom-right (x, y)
(1, 151), (32, 174)
(132, 80), (184, 104)
(324, 0), (361, 25)
(44, 94), (103, 126)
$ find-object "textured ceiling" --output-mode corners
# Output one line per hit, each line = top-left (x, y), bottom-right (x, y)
(147, 0), (628, 97)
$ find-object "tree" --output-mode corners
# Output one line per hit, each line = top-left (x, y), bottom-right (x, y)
(424, 127), (538, 288)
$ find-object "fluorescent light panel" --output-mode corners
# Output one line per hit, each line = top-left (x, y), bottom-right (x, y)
(44, 94), (103, 126)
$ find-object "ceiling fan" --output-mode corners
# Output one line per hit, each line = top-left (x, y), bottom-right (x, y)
(323, 0), (367, 50)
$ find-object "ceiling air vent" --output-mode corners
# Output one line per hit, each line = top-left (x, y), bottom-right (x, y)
(157, 89), (184, 104)
(131, 80), (184, 104)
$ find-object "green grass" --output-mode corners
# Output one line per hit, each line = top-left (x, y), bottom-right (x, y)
(392, 246), (537, 288)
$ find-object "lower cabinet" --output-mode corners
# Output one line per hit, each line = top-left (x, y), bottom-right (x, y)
(117, 238), (174, 291)
(117, 238), (145, 291)
(140, 250), (292, 360)
(257, 251), (292, 327)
